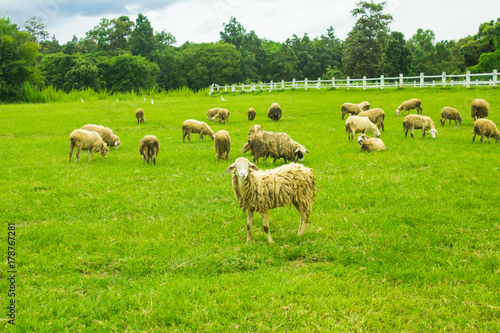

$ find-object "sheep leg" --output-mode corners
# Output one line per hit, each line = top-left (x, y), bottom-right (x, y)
(422, 128), (426, 138)
(294, 202), (308, 235)
(410, 128), (415, 138)
(89, 148), (94, 161)
(246, 210), (254, 243)
(76, 146), (82, 162)
(69, 143), (75, 162)
(182, 131), (187, 143)
(472, 132), (477, 143)
(260, 211), (274, 244)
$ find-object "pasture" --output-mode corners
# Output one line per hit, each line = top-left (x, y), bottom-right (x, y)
(1, 87), (499, 331)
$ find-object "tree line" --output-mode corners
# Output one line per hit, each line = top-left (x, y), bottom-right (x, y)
(1, 1), (499, 102)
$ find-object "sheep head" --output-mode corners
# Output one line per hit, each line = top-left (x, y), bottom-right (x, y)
(428, 129), (438, 139)
(114, 139), (121, 149)
(100, 143), (110, 159)
(225, 157), (260, 180)
(395, 107), (401, 116)
(357, 134), (369, 145)
(294, 147), (309, 162)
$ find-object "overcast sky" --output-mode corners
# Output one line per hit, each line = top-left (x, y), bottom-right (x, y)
(2, 0), (500, 45)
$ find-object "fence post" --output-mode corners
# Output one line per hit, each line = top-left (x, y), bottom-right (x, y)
(292, 78), (296, 89)
(332, 77), (335, 88)
(466, 71), (471, 88)
(493, 69), (498, 87)
(363, 76), (367, 90)
(347, 76), (350, 90)
(232, 84), (235, 92)
(305, 78), (308, 91)
(420, 73), (424, 88)
(260, 82), (263, 91)
(381, 75), (384, 90)
(399, 73), (404, 88)
(317, 78), (321, 90)
(442, 72), (446, 88)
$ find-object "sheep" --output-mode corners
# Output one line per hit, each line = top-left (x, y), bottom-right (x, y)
(182, 119), (215, 142)
(341, 103), (362, 120)
(267, 103), (282, 121)
(69, 129), (109, 162)
(471, 99), (490, 120)
(358, 101), (370, 111)
(211, 108), (230, 124)
(248, 108), (256, 121)
(472, 119), (500, 143)
(207, 108), (221, 120)
(81, 124), (121, 149)
(440, 107), (462, 126)
(136, 108), (146, 123)
(214, 130), (231, 161)
(139, 135), (159, 165)
(358, 108), (385, 131)
(345, 116), (381, 142)
(402, 114), (438, 139)
(357, 134), (386, 152)
(242, 124), (309, 163)
(396, 99), (422, 116)
(225, 157), (315, 244)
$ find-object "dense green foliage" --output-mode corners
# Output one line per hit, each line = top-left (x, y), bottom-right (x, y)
(1, 88), (499, 331)
(1, 2), (499, 102)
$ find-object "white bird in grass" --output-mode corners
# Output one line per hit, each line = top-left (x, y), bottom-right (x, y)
(221, 95), (225, 101)
(151, 99), (154, 105)
(81, 98), (84, 103)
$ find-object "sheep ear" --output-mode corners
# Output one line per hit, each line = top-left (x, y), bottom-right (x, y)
(295, 148), (299, 153)
(249, 163), (260, 171)
(107, 147), (110, 151)
(225, 164), (236, 173)
(306, 149), (310, 154)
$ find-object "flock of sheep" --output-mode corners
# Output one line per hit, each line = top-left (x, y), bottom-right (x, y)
(67, 96), (498, 243)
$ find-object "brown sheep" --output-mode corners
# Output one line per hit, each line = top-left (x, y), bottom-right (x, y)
(214, 130), (231, 161)
(358, 108), (385, 131)
(471, 99), (490, 120)
(440, 107), (462, 126)
(472, 119), (500, 143)
(69, 129), (109, 162)
(136, 108), (146, 123)
(139, 135), (159, 165)
(267, 103), (282, 121)
(402, 115), (438, 139)
(396, 99), (422, 116)
(248, 108), (256, 121)
(182, 120), (215, 142)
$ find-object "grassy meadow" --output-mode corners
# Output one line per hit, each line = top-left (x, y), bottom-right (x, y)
(1, 87), (499, 331)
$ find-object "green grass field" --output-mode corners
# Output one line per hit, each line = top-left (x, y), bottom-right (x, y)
(1, 87), (499, 331)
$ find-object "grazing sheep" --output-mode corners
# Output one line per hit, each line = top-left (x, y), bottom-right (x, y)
(248, 108), (256, 121)
(182, 119), (215, 142)
(207, 108), (221, 120)
(357, 134), (386, 152)
(471, 99), (490, 120)
(440, 107), (463, 126)
(358, 101), (370, 111)
(358, 108), (385, 131)
(472, 119), (500, 143)
(242, 124), (309, 163)
(139, 135), (159, 165)
(81, 124), (121, 149)
(69, 129), (109, 162)
(345, 116), (381, 142)
(225, 157), (315, 244)
(136, 108), (146, 123)
(341, 103), (362, 120)
(396, 99), (422, 116)
(214, 130), (231, 161)
(212, 108), (230, 124)
(402, 114), (438, 139)
(267, 103), (282, 121)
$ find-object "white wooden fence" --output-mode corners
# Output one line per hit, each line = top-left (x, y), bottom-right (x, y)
(209, 70), (498, 94)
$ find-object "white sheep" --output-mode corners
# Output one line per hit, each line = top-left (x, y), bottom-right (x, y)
(81, 124), (121, 149)
(139, 135), (160, 165)
(357, 134), (386, 152)
(472, 119), (500, 143)
(345, 116), (381, 142)
(396, 99), (422, 116)
(69, 129), (109, 162)
(225, 157), (315, 244)
(402, 114), (438, 139)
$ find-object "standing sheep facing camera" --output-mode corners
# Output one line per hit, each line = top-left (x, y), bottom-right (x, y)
(182, 119), (215, 142)
(403, 114), (438, 139)
(358, 108), (385, 131)
(471, 99), (490, 120)
(345, 116), (381, 142)
(136, 108), (146, 123)
(472, 119), (500, 143)
(357, 134), (386, 152)
(396, 99), (422, 116)
(267, 103), (282, 121)
(212, 108), (230, 124)
(242, 124), (309, 163)
(225, 157), (315, 244)
(248, 108), (256, 121)
(440, 107), (462, 126)
(69, 129), (109, 162)
(214, 130), (231, 161)
(81, 124), (121, 149)
(139, 135), (159, 165)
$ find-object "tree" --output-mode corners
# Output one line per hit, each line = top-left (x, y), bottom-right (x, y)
(408, 28), (436, 74)
(381, 31), (411, 76)
(0, 17), (43, 101)
(129, 14), (155, 59)
(342, 1), (393, 78)
(109, 16), (134, 51)
(23, 16), (49, 44)
(270, 43), (299, 81)
(220, 16), (246, 50)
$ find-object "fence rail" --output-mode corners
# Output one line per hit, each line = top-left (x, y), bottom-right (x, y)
(209, 70), (498, 94)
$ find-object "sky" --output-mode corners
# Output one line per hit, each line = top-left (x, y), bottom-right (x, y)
(2, 0), (500, 45)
